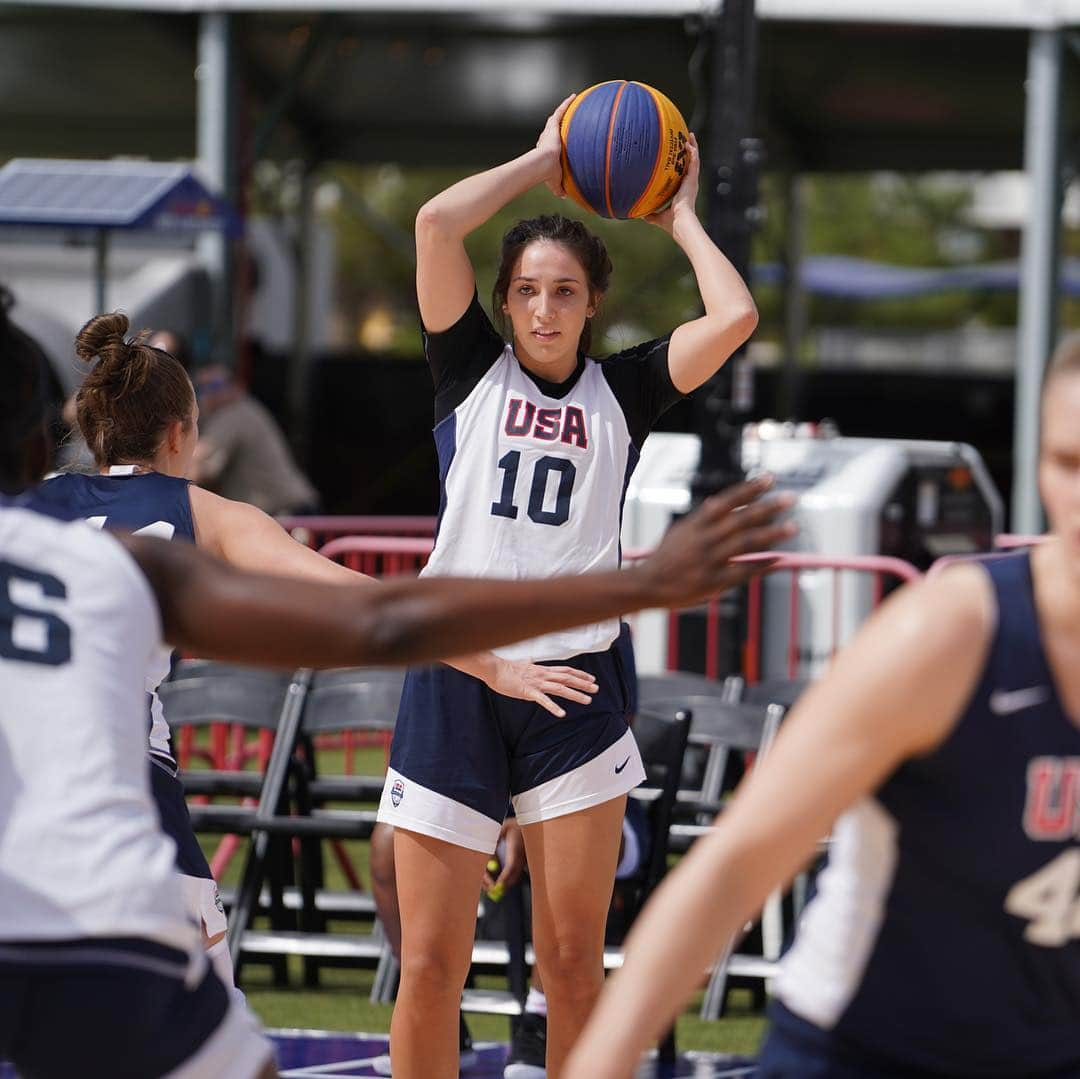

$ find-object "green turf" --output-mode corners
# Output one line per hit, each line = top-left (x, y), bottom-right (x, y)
(192, 738), (768, 1056)
(241, 961), (766, 1054)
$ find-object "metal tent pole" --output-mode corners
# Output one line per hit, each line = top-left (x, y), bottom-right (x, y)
(93, 228), (108, 314)
(780, 173), (807, 421)
(289, 164), (317, 463)
(1013, 28), (1064, 534)
(197, 11), (236, 365)
(694, 0), (761, 503)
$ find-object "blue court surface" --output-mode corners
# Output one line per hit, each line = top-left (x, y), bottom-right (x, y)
(271, 1030), (758, 1078)
(3, 1029), (758, 1078)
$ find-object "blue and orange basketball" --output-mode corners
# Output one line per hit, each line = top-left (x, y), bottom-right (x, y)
(560, 82), (689, 220)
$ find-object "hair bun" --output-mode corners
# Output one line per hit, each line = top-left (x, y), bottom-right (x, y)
(75, 312), (131, 367)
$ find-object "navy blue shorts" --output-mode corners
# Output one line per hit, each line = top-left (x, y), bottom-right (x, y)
(378, 625), (646, 853)
(150, 759), (227, 937)
(0, 937), (268, 1078)
(150, 758), (214, 880)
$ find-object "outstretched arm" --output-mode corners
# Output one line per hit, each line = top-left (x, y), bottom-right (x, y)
(189, 484), (596, 713)
(123, 476), (793, 670)
(562, 565), (994, 1079)
(415, 96), (574, 332)
(645, 135), (758, 394)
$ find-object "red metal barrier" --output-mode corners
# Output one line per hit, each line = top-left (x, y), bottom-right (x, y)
(315, 539), (922, 685)
(740, 553), (920, 682)
(280, 516), (437, 549)
(658, 552), (920, 682)
(318, 535), (434, 577)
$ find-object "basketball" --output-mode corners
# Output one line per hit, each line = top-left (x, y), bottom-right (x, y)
(559, 81), (690, 220)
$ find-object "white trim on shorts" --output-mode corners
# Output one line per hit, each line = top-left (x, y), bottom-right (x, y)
(513, 728), (645, 826)
(376, 767), (502, 854)
(163, 993), (274, 1079)
(180, 874), (227, 939)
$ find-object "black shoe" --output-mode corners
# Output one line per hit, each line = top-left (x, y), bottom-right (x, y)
(504, 1011), (546, 1078)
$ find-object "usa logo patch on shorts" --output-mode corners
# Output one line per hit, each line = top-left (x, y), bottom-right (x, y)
(391, 779), (405, 807)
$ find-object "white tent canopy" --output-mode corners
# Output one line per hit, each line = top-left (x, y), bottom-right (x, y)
(2, 0), (1073, 528)
(8, 0), (1080, 25)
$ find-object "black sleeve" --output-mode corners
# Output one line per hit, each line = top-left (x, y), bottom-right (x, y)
(597, 334), (683, 449)
(422, 293), (506, 423)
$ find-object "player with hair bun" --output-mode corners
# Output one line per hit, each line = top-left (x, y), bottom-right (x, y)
(34, 310), (607, 994)
(382, 93), (759, 1079)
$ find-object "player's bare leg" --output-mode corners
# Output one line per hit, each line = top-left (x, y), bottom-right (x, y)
(521, 796), (626, 1079)
(391, 829), (488, 1079)
(370, 822), (403, 959)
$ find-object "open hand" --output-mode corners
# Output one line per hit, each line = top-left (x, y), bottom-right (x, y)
(488, 656), (598, 718)
(483, 817), (526, 892)
(637, 474), (797, 608)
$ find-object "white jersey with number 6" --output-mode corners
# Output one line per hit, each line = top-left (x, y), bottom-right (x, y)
(0, 501), (196, 952)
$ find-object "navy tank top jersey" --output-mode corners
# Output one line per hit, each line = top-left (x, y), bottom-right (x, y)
(34, 467), (195, 544)
(32, 467), (194, 763)
(770, 551), (1080, 1076)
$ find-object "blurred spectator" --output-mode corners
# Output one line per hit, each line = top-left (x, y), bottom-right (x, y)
(56, 393), (95, 473)
(148, 330), (319, 516)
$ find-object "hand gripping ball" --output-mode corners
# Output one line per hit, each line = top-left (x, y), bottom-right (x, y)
(559, 81), (689, 220)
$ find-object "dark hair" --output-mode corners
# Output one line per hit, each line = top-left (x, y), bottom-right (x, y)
(492, 214), (613, 354)
(75, 312), (195, 468)
(0, 286), (52, 488)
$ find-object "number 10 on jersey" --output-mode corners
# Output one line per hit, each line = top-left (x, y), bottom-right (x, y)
(490, 451), (577, 527)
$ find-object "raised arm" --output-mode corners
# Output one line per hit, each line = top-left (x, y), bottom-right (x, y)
(415, 96), (574, 332)
(645, 135), (759, 394)
(123, 476), (793, 670)
(562, 564), (994, 1079)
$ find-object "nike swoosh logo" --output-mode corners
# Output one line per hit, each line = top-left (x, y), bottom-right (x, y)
(989, 686), (1050, 715)
(614, 756), (631, 774)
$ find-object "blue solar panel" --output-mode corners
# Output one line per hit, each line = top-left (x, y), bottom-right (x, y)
(0, 159), (234, 232)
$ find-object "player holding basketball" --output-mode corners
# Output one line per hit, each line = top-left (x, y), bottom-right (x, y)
(379, 94), (757, 1079)
(1, 297), (789, 1076)
(34, 312), (603, 992)
(564, 338), (1080, 1079)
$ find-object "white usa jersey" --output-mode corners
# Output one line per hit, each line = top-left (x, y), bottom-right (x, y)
(0, 499), (196, 952)
(421, 295), (683, 662)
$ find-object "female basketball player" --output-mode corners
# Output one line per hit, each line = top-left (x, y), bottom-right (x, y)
(381, 94), (758, 1079)
(564, 338), (1080, 1079)
(1, 296), (788, 1079)
(34, 312), (603, 991)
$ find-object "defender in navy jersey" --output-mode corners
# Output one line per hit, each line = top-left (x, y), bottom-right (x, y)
(565, 338), (1080, 1079)
(381, 95), (760, 1079)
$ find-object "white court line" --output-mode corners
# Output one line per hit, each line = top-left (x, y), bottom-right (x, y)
(280, 1058), (377, 1078)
